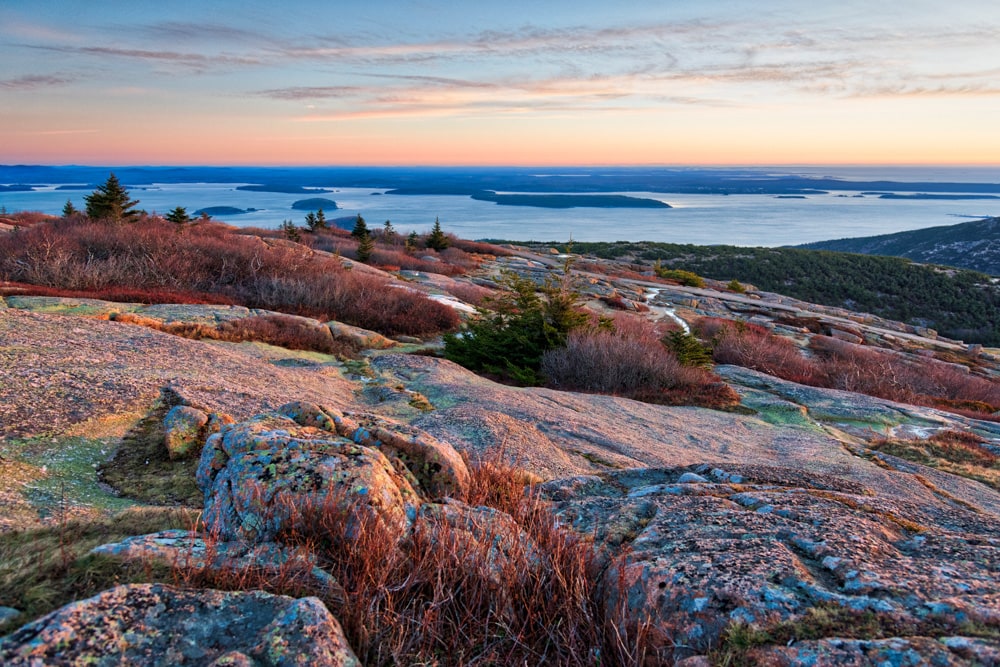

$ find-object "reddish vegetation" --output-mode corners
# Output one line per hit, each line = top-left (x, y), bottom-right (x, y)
(543, 315), (740, 409)
(0, 218), (459, 336)
(112, 313), (362, 357)
(444, 282), (494, 308)
(698, 317), (1000, 419)
(179, 455), (664, 666)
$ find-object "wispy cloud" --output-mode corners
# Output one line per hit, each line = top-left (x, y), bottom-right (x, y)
(0, 73), (74, 90)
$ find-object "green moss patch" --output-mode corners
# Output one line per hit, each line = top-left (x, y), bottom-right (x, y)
(98, 400), (203, 507)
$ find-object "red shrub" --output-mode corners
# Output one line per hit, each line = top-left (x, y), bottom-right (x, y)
(542, 315), (738, 408)
(701, 317), (820, 384)
(0, 217), (459, 336)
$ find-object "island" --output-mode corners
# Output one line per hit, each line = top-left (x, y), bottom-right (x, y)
(194, 206), (253, 216)
(236, 184), (333, 194)
(470, 192), (671, 209)
(291, 198), (338, 211)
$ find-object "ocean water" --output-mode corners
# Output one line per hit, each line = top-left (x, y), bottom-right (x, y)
(4, 168), (1000, 247)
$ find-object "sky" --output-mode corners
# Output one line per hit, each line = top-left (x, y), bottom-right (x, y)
(2, 0), (999, 166)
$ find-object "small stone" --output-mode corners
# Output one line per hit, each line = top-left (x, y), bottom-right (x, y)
(0, 607), (20, 625)
(678, 472), (709, 484)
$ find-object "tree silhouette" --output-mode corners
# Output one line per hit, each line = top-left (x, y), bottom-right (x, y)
(426, 217), (449, 251)
(84, 172), (140, 222)
(61, 199), (78, 217)
(351, 214), (369, 239)
(165, 206), (191, 225)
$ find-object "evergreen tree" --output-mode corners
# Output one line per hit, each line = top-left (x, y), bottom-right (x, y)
(84, 172), (140, 222)
(383, 219), (396, 241)
(405, 230), (419, 254)
(316, 208), (327, 230)
(351, 214), (369, 239)
(426, 217), (449, 251)
(443, 270), (589, 385)
(61, 199), (78, 217)
(165, 206), (191, 225)
(356, 231), (375, 263)
(304, 211), (318, 231)
(281, 219), (301, 242)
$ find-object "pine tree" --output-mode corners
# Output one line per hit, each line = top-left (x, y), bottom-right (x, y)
(281, 220), (301, 242)
(357, 231), (375, 262)
(405, 230), (419, 254)
(351, 214), (369, 239)
(383, 219), (396, 241)
(165, 206), (191, 225)
(62, 199), (78, 217)
(426, 217), (449, 251)
(304, 211), (318, 231)
(316, 208), (327, 230)
(84, 172), (140, 222)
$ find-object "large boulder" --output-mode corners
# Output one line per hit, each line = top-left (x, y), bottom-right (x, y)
(197, 411), (421, 545)
(278, 401), (470, 499)
(0, 583), (360, 666)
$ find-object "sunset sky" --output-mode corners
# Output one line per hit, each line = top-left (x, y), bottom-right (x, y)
(2, 0), (999, 166)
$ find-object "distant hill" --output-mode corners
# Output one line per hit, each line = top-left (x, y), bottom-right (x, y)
(799, 217), (1000, 275)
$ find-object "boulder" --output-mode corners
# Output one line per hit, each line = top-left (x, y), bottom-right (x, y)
(0, 583), (360, 666)
(197, 412), (421, 544)
(163, 405), (210, 460)
(0, 607), (19, 626)
(278, 402), (470, 499)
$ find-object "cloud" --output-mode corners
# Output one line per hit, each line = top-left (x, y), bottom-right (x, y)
(257, 86), (367, 100)
(0, 73), (74, 90)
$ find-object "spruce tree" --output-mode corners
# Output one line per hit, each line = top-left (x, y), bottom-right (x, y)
(84, 172), (140, 222)
(383, 219), (396, 241)
(316, 208), (327, 230)
(351, 214), (369, 239)
(426, 217), (449, 251)
(281, 220), (301, 242)
(304, 211), (318, 231)
(61, 199), (78, 217)
(357, 231), (375, 262)
(165, 206), (191, 225)
(405, 230), (419, 254)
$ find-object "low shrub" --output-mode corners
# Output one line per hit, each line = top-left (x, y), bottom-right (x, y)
(0, 218), (459, 336)
(543, 316), (739, 409)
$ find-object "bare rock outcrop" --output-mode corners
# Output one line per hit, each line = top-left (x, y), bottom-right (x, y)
(543, 464), (1000, 660)
(0, 583), (360, 666)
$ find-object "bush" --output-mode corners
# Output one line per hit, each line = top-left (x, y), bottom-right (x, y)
(443, 271), (590, 385)
(0, 217), (459, 337)
(543, 316), (739, 409)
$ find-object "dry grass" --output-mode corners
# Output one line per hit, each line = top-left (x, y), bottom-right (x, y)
(870, 430), (1000, 490)
(0, 217), (459, 336)
(176, 453), (667, 666)
(112, 312), (361, 357)
(698, 317), (1000, 420)
(543, 315), (740, 410)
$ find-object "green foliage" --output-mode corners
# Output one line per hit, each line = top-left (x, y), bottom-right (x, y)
(351, 214), (369, 239)
(165, 206), (190, 225)
(357, 232), (375, 263)
(664, 330), (714, 369)
(383, 219), (396, 240)
(304, 211), (318, 230)
(427, 217), (449, 251)
(443, 270), (588, 385)
(61, 199), (77, 217)
(654, 263), (705, 287)
(83, 173), (140, 223)
(561, 240), (1000, 346)
(280, 219), (301, 242)
(316, 208), (327, 229)
(405, 230), (419, 254)
(727, 278), (746, 293)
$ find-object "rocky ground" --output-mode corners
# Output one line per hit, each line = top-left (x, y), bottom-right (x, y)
(1, 246), (999, 665)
